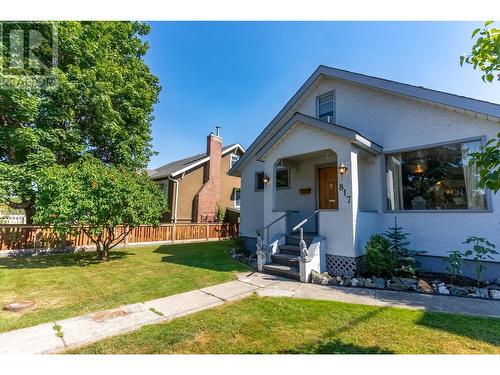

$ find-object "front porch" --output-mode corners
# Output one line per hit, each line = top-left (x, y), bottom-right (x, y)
(255, 114), (382, 281)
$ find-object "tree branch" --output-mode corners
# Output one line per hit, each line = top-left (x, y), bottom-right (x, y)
(108, 225), (133, 250)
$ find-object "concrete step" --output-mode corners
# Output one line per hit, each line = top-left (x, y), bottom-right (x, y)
(262, 263), (300, 281)
(271, 253), (299, 267)
(279, 244), (301, 256)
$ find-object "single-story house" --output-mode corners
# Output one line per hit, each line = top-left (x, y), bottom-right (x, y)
(228, 65), (500, 281)
(149, 128), (245, 223)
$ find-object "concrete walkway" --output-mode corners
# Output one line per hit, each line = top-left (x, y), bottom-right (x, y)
(1, 271), (500, 354)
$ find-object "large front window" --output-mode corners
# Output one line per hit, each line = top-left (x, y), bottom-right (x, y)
(386, 140), (486, 211)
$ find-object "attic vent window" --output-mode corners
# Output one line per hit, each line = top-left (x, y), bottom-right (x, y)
(317, 91), (335, 123)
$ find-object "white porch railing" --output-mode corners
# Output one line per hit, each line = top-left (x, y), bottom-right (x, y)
(293, 210), (324, 283)
(298, 235), (325, 282)
(256, 210), (297, 271)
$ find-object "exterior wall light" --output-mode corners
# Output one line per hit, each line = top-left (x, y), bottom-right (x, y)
(338, 162), (348, 175)
(263, 174), (271, 184)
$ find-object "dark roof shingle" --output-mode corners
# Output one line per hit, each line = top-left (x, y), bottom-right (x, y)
(148, 144), (240, 179)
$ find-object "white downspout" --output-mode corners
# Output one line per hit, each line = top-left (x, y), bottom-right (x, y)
(168, 176), (179, 224)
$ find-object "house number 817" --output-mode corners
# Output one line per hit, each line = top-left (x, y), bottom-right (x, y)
(339, 184), (352, 204)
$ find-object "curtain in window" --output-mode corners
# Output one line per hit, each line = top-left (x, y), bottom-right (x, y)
(461, 141), (485, 210)
(386, 154), (402, 210)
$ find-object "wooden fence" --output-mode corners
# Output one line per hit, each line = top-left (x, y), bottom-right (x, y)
(0, 223), (239, 251)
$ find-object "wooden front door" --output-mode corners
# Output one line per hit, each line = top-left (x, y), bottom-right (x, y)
(318, 166), (338, 209)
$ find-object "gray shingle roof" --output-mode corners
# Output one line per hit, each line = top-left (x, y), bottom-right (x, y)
(148, 144), (241, 180)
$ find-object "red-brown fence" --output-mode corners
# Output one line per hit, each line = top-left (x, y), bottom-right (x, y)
(0, 223), (239, 251)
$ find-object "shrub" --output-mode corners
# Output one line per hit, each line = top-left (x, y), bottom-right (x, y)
(363, 234), (395, 277)
(384, 217), (418, 277)
(443, 250), (466, 285)
(463, 236), (498, 286)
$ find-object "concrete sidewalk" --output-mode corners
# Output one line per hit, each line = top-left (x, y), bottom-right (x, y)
(1, 271), (499, 354)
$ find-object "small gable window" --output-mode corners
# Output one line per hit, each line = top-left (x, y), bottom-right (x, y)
(230, 153), (240, 168)
(316, 91), (335, 123)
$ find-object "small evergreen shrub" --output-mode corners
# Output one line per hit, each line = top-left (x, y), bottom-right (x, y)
(363, 234), (396, 277)
(384, 217), (420, 277)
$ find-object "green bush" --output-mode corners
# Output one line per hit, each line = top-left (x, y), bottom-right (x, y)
(363, 234), (396, 277)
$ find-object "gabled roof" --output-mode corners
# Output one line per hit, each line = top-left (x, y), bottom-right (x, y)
(256, 113), (382, 161)
(229, 65), (500, 176)
(148, 143), (245, 180)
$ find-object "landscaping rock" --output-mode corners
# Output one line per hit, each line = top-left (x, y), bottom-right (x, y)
(373, 277), (386, 289)
(364, 278), (373, 288)
(387, 277), (417, 291)
(336, 276), (344, 286)
(311, 270), (332, 285)
(475, 288), (489, 299)
(437, 283), (450, 295)
(449, 285), (469, 297)
(343, 276), (352, 287)
(489, 289), (500, 300)
(3, 300), (36, 312)
(417, 279), (433, 294)
(351, 278), (359, 287)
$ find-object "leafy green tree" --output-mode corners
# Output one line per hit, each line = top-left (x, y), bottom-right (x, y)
(459, 22), (500, 194)
(34, 157), (167, 260)
(468, 136), (500, 193)
(0, 21), (160, 223)
(460, 21), (499, 82)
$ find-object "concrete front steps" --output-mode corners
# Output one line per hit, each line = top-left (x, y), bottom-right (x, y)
(262, 233), (316, 281)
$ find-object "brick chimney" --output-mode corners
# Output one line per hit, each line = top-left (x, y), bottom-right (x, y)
(194, 129), (222, 222)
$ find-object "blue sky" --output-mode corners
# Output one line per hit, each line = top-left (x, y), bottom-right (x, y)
(144, 21), (500, 169)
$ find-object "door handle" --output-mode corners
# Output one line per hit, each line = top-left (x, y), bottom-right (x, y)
(328, 199), (336, 203)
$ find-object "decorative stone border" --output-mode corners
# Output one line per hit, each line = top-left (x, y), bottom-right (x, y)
(310, 271), (500, 300)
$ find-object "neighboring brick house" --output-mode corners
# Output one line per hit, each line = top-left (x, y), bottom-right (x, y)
(148, 129), (244, 223)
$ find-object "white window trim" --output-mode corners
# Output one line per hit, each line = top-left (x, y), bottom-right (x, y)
(233, 188), (241, 208)
(316, 90), (336, 123)
(275, 166), (290, 190)
(255, 171), (265, 191)
(230, 153), (240, 169)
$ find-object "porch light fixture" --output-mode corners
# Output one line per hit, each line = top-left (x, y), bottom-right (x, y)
(263, 174), (271, 184)
(338, 162), (348, 175)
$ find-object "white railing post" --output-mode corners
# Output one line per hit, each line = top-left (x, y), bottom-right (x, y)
(298, 235), (323, 283)
(299, 227), (308, 257)
(256, 230), (266, 272)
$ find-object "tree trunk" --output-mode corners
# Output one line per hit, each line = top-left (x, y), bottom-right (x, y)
(24, 204), (35, 225)
(102, 245), (109, 261)
(96, 241), (103, 260)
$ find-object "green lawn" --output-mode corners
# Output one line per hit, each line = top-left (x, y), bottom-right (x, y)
(0, 240), (249, 333)
(68, 295), (500, 354)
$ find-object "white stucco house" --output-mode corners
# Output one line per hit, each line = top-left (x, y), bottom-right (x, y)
(228, 65), (500, 282)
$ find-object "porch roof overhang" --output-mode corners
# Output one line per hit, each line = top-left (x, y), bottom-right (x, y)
(254, 112), (382, 162)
